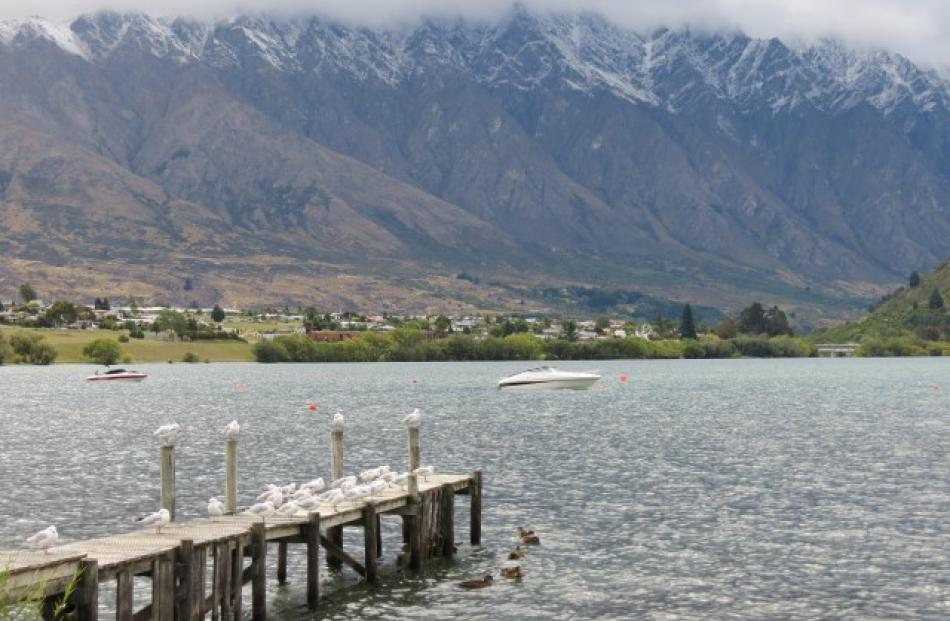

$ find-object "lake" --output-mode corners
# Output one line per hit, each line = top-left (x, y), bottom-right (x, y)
(1, 359), (949, 619)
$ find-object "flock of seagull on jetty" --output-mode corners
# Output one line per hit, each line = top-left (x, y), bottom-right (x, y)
(25, 409), (432, 548)
(25, 407), (538, 590)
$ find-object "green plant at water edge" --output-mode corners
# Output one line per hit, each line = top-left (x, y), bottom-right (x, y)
(0, 334), (11, 366)
(182, 351), (199, 363)
(0, 566), (83, 621)
(7, 332), (58, 365)
(82, 337), (122, 366)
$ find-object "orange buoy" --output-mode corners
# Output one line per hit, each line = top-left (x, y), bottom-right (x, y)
(619, 374), (629, 384)
(307, 403), (318, 411)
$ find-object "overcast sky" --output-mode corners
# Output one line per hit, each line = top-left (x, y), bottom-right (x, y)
(3, 0), (950, 68)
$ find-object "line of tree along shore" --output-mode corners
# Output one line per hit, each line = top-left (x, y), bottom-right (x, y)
(253, 331), (816, 363)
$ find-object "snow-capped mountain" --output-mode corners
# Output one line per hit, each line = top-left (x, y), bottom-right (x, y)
(1, 7), (948, 311)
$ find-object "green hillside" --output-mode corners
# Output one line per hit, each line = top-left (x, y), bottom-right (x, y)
(812, 261), (950, 353)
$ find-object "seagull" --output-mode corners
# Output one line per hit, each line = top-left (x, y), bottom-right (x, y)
(368, 480), (387, 500)
(392, 472), (409, 489)
(279, 483), (296, 495)
(378, 465), (391, 475)
(277, 500), (300, 516)
(246, 501), (275, 521)
(265, 489), (283, 508)
(322, 489), (345, 511)
(224, 420), (240, 440)
(292, 488), (313, 500)
(26, 526), (58, 553)
(257, 485), (279, 501)
(302, 477), (325, 493)
(208, 498), (225, 520)
(413, 466), (434, 482)
(359, 468), (382, 483)
(298, 496), (321, 512)
(136, 509), (171, 533)
(331, 411), (344, 431)
(345, 485), (371, 505)
(402, 408), (421, 428)
(331, 476), (356, 490)
(153, 423), (181, 446)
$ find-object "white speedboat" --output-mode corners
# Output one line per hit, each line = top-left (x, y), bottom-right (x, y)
(498, 367), (601, 391)
(86, 368), (148, 382)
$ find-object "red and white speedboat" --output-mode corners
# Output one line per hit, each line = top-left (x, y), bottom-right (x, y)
(86, 368), (148, 382)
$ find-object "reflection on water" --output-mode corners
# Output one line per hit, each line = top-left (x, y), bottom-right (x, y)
(1, 359), (949, 619)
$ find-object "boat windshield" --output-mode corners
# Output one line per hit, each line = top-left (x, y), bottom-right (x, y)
(104, 368), (128, 375)
(524, 366), (558, 373)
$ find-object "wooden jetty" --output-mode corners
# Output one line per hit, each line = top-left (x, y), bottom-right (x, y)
(0, 422), (482, 621)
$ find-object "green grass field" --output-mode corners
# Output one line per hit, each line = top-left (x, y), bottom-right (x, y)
(0, 328), (255, 363)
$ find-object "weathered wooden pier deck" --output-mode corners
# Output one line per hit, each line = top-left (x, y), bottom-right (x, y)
(0, 422), (482, 621)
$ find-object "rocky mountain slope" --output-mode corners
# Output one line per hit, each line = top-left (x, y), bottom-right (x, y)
(1, 7), (949, 315)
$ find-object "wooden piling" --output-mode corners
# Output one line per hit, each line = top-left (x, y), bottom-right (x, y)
(440, 484), (455, 559)
(276, 543), (287, 585)
(231, 539), (244, 621)
(212, 544), (225, 621)
(225, 439), (238, 514)
(116, 570), (133, 621)
(470, 469), (482, 545)
(192, 546), (206, 621)
(177, 540), (195, 621)
(160, 445), (175, 521)
(156, 558), (174, 621)
(250, 523), (267, 621)
(407, 427), (421, 472)
(305, 513), (320, 609)
(362, 505), (379, 585)
(407, 474), (422, 572)
(76, 559), (98, 621)
(327, 429), (345, 571)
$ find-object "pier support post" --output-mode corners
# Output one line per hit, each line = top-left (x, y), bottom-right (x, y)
(407, 474), (422, 572)
(160, 445), (176, 521)
(440, 484), (455, 560)
(76, 559), (98, 621)
(156, 558), (174, 621)
(306, 513), (320, 609)
(327, 429), (344, 571)
(362, 505), (379, 585)
(276, 543), (287, 585)
(177, 540), (194, 621)
(192, 546), (206, 621)
(116, 570), (133, 621)
(225, 439), (238, 514)
(250, 524), (267, 621)
(470, 469), (482, 545)
(407, 427), (421, 472)
(230, 540), (244, 621)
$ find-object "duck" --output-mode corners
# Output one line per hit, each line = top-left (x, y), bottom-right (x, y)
(500, 564), (523, 579)
(517, 527), (540, 545)
(507, 545), (525, 560)
(459, 575), (493, 589)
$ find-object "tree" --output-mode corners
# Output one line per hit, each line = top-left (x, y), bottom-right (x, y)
(929, 289), (944, 310)
(764, 306), (793, 336)
(82, 338), (122, 365)
(44, 301), (78, 327)
(594, 316), (611, 334)
(737, 302), (767, 335)
(211, 304), (226, 323)
(18, 282), (37, 303)
(0, 333), (10, 364)
(562, 319), (578, 341)
(433, 315), (451, 336)
(717, 317), (737, 339)
(909, 271), (921, 288)
(679, 304), (697, 339)
(155, 309), (189, 337)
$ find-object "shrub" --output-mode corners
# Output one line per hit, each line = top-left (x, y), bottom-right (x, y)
(82, 338), (122, 365)
(253, 340), (290, 363)
(182, 351), (199, 363)
(8, 331), (59, 365)
(118, 334), (130, 343)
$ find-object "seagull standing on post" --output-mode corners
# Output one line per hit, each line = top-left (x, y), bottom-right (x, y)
(332, 411), (345, 431)
(224, 420), (240, 440)
(153, 423), (181, 446)
(402, 408), (421, 428)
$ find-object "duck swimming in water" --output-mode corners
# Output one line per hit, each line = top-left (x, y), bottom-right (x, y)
(500, 564), (523, 579)
(517, 527), (540, 545)
(459, 575), (493, 589)
(508, 545), (525, 560)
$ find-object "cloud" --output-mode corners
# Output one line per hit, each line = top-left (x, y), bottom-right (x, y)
(4, 0), (950, 68)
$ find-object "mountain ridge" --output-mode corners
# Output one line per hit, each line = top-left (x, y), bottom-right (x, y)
(1, 8), (948, 319)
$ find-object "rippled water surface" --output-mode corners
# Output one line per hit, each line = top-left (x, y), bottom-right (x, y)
(2, 359), (950, 619)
